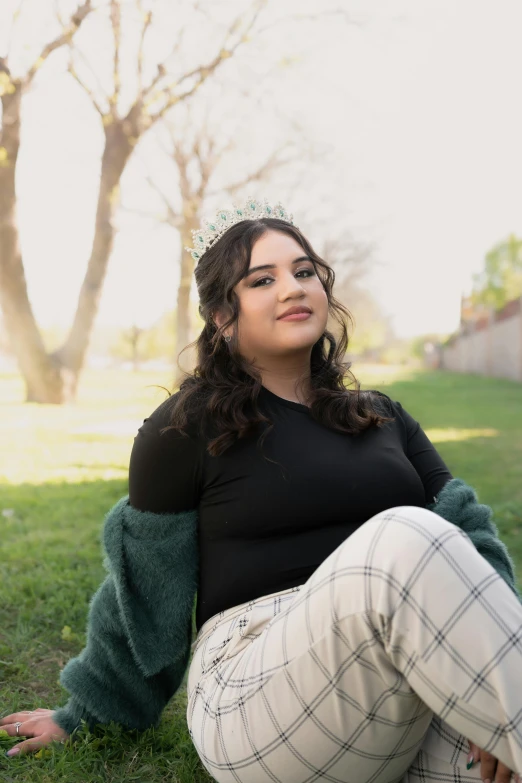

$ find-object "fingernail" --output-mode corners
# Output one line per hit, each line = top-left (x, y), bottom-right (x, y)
(466, 751), (474, 769)
(483, 779), (491, 783)
(6, 747), (20, 757)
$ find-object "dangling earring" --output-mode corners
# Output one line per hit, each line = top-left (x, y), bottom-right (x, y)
(224, 335), (231, 343)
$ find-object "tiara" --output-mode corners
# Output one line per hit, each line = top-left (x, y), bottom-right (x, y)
(185, 196), (296, 262)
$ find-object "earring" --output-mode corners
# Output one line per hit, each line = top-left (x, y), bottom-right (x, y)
(224, 335), (231, 342)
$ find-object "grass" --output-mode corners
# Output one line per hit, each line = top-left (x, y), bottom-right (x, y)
(0, 365), (521, 782)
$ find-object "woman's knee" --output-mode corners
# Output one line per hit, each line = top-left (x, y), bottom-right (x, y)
(310, 505), (466, 605)
(353, 504), (464, 563)
(370, 504), (457, 533)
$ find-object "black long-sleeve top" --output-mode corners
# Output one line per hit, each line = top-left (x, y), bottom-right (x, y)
(129, 387), (453, 632)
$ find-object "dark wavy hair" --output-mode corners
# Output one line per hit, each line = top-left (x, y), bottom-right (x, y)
(166, 217), (395, 457)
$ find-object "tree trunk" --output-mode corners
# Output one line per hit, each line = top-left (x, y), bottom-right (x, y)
(0, 84), (64, 402)
(175, 217), (199, 374)
(53, 121), (133, 393)
(129, 324), (142, 371)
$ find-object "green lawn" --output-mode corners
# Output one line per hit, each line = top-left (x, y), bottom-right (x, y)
(1, 365), (521, 782)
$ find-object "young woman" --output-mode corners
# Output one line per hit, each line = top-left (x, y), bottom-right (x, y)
(2, 201), (521, 783)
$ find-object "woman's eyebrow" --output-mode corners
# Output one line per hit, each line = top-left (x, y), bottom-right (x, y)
(241, 256), (311, 280)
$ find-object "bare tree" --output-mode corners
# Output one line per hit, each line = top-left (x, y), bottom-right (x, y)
(125, 323), (144, 371)
(121, 59), (326, 373)
(55, 0), (271, 400)
(321, 232), (377, 290)
(0, 0), (267, 402)
(0, 1), (92, 403)
(1, 0), (360, 401)
(320, 232), (395, 357)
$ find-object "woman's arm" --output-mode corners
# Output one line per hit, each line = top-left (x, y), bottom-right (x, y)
(52, 498), (199, 734)
(50, 398), (203, 734)
(427, 478), (520, 600)
(377, 393), (519, 599)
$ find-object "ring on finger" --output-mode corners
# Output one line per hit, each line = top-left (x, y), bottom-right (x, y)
(14, 721), (23, 736)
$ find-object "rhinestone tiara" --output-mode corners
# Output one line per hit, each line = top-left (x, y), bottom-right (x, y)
(185, 196), (296, 262)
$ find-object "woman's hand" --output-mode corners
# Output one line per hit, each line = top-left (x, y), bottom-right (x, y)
(467, 738), (521, 783)
(1, 709), (69, 757)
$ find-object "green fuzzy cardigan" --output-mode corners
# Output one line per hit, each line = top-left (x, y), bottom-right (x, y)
(51, 478), (520, 736)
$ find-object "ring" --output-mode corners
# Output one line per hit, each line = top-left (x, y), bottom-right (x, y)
(14, 721), (22, 736)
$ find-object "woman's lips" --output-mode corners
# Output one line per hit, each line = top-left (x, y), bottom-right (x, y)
(278, 312), (312, 321)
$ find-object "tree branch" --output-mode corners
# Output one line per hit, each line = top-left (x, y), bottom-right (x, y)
(110, 0), (121, 110)
(159, 117), (216, 201)
(207, 146), (296, 200)
(141, 29), (187, 101)
(145, 0), (267, 123)
(136, 0), (153, 96)
(140, 171), (181, 226)
(194, 137), (218, 198)
(67, 52), (104, 116)
(3, 0), (27, 63)
(69, 42), (111, 115)
(25, 0), (92, 85)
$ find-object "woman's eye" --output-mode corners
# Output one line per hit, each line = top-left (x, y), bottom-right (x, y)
(252, 269), (315, 288)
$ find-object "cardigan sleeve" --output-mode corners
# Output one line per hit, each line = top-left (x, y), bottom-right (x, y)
(52, 498), (199, 734)
(426, 478), (520, 601)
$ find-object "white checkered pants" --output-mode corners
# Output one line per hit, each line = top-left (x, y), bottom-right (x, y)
(186, 506), (522, 783)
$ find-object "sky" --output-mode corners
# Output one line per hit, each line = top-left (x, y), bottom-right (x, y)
(3, 0), (522, 340)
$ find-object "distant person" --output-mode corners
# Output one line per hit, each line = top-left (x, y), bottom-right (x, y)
(3, 199), (521, 783)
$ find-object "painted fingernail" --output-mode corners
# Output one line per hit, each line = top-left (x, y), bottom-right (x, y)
(6, 747), (20, 757)
(466, 751), (474, 769)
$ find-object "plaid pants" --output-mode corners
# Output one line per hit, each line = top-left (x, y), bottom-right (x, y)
(186, 506), (522, 783)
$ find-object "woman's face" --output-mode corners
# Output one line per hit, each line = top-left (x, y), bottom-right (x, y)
(224, 229), (329, 361)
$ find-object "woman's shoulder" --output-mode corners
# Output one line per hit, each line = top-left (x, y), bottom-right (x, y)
(138, 390), (207, 441)
(357, 388), (395, 411)
(129, 391), (205, 513)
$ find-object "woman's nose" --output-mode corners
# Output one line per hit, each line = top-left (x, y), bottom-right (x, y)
(278, 274), (306, 297)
